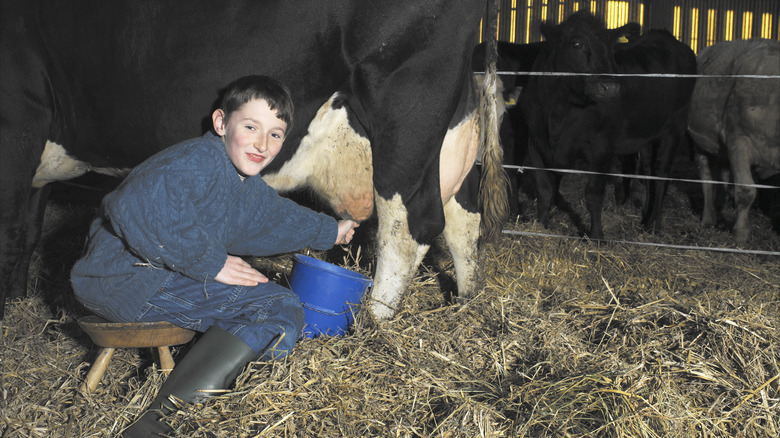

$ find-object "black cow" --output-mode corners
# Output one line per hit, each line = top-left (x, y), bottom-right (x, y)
(0, 0), (506, 325)
(520, 11), (696, 239)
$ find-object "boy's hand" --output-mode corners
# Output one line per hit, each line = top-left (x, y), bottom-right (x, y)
(336, 220), (359, 245)
(215, 255), (269, 286)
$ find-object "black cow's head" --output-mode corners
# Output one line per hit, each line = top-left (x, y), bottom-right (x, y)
(540, 11), (613, 74)
(539, 11), (637, 104)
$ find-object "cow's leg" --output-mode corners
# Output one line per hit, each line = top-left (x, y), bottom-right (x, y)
(641, 152), (670, 234)
(443, 166), (481, 301)
(584, 173), (608, 240)
(527, 140), (555, 227)
(536, 171), (558, 227)
(0, 41), (54, 323)
(368, 193), (430, 320)
(642, 120), (682, 233)
(0, 180), (49, 310)
(728, 136), (756, 243)
(695, 150), (718, 228)
(368, 107), (482, 319)
(0, 137), (53, 325)
(615, 154), (636, 205)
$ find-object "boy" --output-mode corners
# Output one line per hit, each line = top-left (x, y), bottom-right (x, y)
(71, 75), (358, 437)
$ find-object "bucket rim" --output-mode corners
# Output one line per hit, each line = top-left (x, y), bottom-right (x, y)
(302, 301), (360, 316)
(292, 254), (372, 284)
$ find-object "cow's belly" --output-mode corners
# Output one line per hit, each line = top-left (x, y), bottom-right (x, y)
(32, 141), (129, 188)
(439, 112), (479, 204)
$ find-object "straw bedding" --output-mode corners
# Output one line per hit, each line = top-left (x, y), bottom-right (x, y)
(1, 173), (778, 437)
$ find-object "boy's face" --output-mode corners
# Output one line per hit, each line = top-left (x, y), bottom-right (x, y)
(212, 98), (287, 177)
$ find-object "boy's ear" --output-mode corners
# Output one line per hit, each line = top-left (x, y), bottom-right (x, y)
(212, 109), (226, 135)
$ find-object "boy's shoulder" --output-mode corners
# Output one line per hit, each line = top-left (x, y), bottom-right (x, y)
(168, 132), (223, 160)
(140, 133), (224, 169)
(125, 133), (227, 186)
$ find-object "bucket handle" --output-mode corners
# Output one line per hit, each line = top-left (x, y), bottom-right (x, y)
(302, 301), (360, 317)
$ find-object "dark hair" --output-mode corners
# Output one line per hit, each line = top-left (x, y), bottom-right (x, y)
(218, 75), (294, 131)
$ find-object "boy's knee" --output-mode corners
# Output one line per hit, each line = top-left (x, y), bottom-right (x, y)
(283, 294), (305, 339)
(260, 294), (304, 360)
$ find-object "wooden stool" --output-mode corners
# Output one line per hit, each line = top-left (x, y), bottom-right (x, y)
(78, 315), (196, 393)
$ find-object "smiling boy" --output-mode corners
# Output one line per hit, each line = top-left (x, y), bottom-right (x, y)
(71, 75), (357, 436)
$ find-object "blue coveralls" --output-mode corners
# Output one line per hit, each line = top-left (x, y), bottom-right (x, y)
(71, 132), (337, 358)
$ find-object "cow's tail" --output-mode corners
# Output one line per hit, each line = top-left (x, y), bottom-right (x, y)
(478, 0), (509, 243)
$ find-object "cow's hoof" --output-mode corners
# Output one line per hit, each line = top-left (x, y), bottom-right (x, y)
(734, 227), (750, 244)
(368, 301), (397, 322)
(586, 231), (605, 241)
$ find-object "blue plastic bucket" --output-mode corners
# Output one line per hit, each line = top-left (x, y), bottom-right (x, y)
(290, 254), (372, 338)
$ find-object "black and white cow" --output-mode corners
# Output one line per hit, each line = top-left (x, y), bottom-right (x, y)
(688, 39), (780, 243)
(0, 0), (506, 325)
(519, 11), (696, 239)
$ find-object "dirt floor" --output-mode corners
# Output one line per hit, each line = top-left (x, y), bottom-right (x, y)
(1, 165), (778, 437)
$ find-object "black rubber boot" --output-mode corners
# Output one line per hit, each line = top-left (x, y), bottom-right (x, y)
(122, 326), (256, 437)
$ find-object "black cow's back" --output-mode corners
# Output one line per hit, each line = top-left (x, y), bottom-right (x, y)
(612, 29), (696, 147)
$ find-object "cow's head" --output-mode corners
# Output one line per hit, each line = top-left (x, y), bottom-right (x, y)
(541, 12), (614, 74)
(539, 11), (633, 104)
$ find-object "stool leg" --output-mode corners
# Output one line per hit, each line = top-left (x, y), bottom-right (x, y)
(81, 347), (115, 394)
(157, 346), (175, 374)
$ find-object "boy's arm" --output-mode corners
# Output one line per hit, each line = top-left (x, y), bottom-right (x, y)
(104, 171), (227, 282)
(228, 186), (340, 256)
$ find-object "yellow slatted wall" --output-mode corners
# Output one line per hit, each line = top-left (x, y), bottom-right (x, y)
(482, 0), (780, 53)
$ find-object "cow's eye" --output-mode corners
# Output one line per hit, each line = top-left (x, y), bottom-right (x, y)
(572, 41), (583, 49)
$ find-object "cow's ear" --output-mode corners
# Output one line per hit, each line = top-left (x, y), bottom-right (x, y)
(611, 22), (641, 43)
(212, 109), (227, 136)
(540, 22), (561, 41)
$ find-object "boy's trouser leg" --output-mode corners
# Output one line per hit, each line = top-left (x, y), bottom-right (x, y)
(137, 272), (305, 358)
(123, 273), (304, 436)
(122, 325), (256, 438)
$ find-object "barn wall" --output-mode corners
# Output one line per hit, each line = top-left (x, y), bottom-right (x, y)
(482, 0), (780, 53)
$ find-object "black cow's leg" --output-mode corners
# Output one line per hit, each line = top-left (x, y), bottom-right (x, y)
(642, 125), (679, 233)
(640, 146), (664, 232)
(615, 154), (636, 205)
(584, 173), (608, 240)
(0, 168), (51, 325)
(643, 179), (669, 234)
(1, 77), (54, 325)
(527, 141), (555, 227)
(535, 170), (556, 227)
